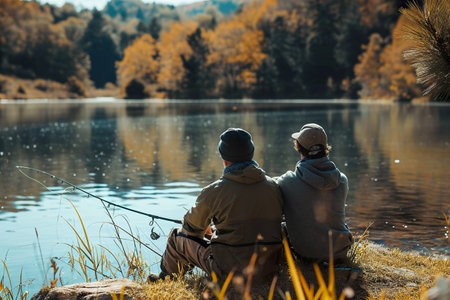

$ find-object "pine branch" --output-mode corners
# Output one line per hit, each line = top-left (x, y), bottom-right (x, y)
(400, 0), (450, 101)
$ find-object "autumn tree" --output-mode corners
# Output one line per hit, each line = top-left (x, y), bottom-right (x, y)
(0, 0), (88, 83)
(0, 0), (24, 75)
(206, 19), (266, 98)
(57, 16), (88, 44)
(24, 23), (86, 82)
(378, 16), (421, 101)
(116, 34), (158, 97)
(157, 21), (197, 98)
(353, 33), (386, 99)
(354, 16), (421, 100)
(50, 3), (78, 23)
(195, 3), (221, 30)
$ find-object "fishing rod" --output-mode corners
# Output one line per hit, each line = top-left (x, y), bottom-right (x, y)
(16, 166), (182, 225)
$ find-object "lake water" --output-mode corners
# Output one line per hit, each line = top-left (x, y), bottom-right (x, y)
(0, 99), (449, 295)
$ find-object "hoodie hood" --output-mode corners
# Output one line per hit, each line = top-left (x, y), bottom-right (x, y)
(295, 157), (341, 190)
(223, 164), (266, 184)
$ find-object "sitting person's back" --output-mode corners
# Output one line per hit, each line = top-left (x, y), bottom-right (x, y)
(150, 128), (283, 284)
(276, 123), (353, 261)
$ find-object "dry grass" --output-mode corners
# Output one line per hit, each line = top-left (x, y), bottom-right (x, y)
(0, 75), (78, 100)
(0, 259), (29, 300)
(133, 274), (204, 299)
(128, 230), (449, 300)
(2, 233), (449, 299)
(0, 74), (117, 100)
(63, 198), (155, 284)
(135, 240), (448, 300)
(355, 241), (449, 299)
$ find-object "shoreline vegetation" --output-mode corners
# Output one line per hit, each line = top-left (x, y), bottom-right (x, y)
(0, 74), (118, 100)
(0, 0), (448, 102)
(16, 240), (450, 300)
(0, 74), (433, 102)
(2, 201), (449, 300)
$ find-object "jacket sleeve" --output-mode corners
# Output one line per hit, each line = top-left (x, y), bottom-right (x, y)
(273, 171), (293, 187)
(181, 186), (213, 238)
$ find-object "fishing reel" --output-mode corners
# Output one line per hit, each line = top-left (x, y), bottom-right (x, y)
(150, 227), (160, 240)
(149, 218), (161, 240)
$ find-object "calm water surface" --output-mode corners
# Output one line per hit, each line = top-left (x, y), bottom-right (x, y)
(0, 99), (449, 294)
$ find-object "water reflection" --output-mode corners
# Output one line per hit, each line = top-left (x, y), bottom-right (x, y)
(0, 100), (449, 294)
(349, 103), (450, 250)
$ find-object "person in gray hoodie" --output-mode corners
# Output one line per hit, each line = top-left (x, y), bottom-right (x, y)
(276, 123), (353, 262)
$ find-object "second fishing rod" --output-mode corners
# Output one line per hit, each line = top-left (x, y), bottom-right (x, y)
(16, 166), (182, 225)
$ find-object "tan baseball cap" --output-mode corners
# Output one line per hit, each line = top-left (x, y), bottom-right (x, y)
(291, 123), (327, 153)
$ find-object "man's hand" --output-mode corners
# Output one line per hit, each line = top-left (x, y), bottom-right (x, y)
(204, 225), (212, 240)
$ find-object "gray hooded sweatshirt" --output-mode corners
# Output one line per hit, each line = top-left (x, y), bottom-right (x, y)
(276, 157), (353, 260)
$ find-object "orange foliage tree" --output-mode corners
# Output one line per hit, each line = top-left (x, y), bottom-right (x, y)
(206, 19), (266, 98)
(0, 0), (89, 83)
(116, 33), (159, 96)
(354, 16), (422, 100)
(378, 16), (421, 101)
(157, 21), (198, 98)
(353, 33), (385, 99)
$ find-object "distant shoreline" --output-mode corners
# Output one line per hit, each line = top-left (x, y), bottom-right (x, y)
(0, 75), (436, 103)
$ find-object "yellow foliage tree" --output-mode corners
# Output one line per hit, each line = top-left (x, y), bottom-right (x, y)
(354, 16), (421, 100)
(239, 0), (279, 29)
(379, 15), (422, 101)
(206, 19), (266, 97)
(116, 34), (159, 90)
(57, 16), (88, 43)
(157, 21), (198, 98)
(353, 33), (385, 99)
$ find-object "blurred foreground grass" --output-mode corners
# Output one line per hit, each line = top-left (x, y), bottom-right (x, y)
(131, 239), (449, 299)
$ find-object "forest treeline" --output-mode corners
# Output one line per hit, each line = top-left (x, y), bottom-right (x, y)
(0, 0), (447, 100)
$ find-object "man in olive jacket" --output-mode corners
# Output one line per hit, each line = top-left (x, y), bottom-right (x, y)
(149, 128), (283, 283)
(276, 123), (353, 262)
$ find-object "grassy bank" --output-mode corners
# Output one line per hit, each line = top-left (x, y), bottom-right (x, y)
(0, 75), (118, 100)
(4, 239), (448, 299)
(132, 240), (449, 299)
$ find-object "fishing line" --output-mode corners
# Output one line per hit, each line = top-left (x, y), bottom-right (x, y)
(16, 166), (182, 225)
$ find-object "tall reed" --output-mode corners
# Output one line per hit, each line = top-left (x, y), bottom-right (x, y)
(1, 260), (28, 300)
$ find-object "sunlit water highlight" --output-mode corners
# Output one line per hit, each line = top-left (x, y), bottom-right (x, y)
(0, 99), (449, 295)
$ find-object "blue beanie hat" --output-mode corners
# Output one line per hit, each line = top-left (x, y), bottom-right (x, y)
(218, 128), (255, 163)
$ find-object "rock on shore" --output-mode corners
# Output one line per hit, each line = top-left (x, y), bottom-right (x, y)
(31, 278), (139, 300)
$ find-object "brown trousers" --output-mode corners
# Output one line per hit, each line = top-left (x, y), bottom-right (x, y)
(160, 228), (218, 276)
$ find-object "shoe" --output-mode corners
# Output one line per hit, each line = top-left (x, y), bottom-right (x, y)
(147, 272), (164, 283)
(147, 272), (172, 283)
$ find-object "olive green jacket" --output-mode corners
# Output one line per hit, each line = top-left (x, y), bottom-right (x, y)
(181, 164), (283, 280)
